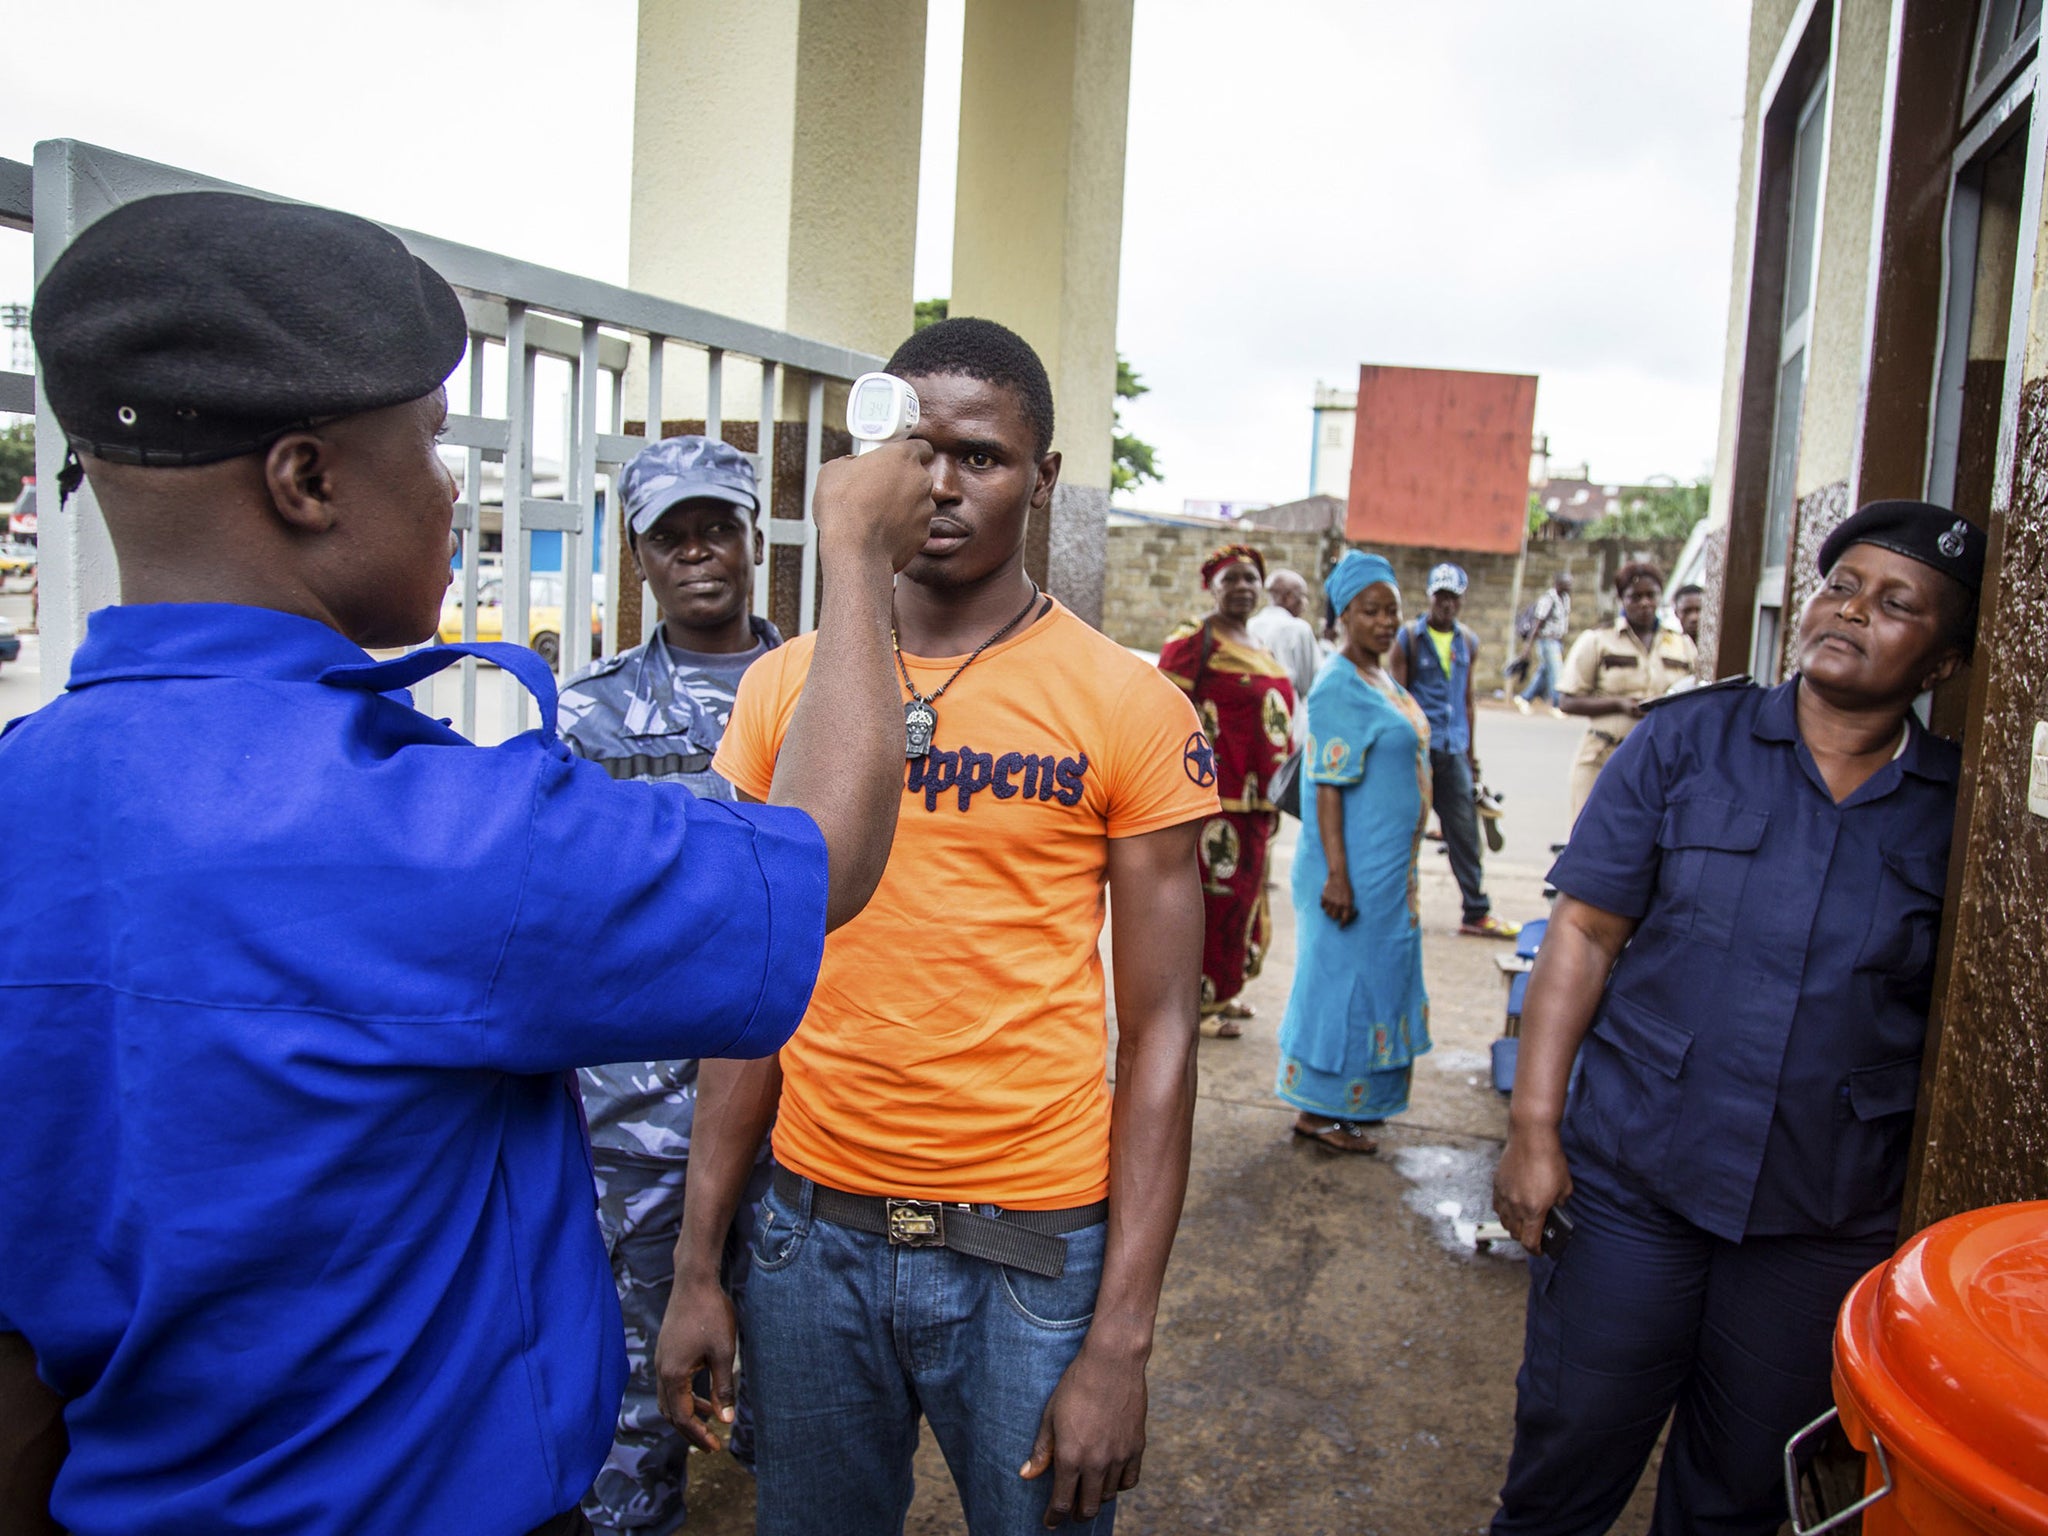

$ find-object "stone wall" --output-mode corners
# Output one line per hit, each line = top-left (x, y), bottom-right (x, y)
(1102, 522), (1690, 683)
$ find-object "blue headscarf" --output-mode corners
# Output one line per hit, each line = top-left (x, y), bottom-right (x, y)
(1325, 550), (1399, 621)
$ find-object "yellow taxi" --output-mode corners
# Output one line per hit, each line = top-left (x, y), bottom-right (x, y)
(438, 572), (603, 668)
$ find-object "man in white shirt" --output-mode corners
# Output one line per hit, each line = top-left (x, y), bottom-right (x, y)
(1247, 568), (1322, 733)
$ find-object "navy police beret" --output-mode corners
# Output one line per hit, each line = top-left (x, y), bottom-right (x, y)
(1818, 499), (1985, 596)
(31, 191), (467, 467)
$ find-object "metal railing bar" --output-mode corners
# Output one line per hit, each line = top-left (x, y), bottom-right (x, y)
(754, 360), (777, 620)
(460, 330), (485, 741)
(458, 295), (632, 372)
(765, 523), (810, 546)
(402, 224), (883, 382)
(645, 337), (665, 443)
(565, 319), (600, 684)
(518, 498), (584, 532)
(642, 339), (664, 645)
(0, 157), (28, 232)
(32, 141), (883, 382)
(705, 348), (724, 442)
(800, 374), (824, 634)
(0, 371), (32, 414)
(503, 308), (533, 735)
(594, 432), (646, 467)
(603, 366), (625, 660)
(443, 413), (510, 454)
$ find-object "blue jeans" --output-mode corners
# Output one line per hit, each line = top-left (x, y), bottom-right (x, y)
(1519, 638), (1563, 705)
(743, 1177), (1113, 1536)
(1429, 748), (1490, 924)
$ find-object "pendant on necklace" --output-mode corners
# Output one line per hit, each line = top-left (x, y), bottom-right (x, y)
(905, 698), (938, 759)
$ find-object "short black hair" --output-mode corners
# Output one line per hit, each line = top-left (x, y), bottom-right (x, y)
(1614, 560), (1665, 597)
(886, 316), (1055, 457)
(1673, 583), (1705, 601)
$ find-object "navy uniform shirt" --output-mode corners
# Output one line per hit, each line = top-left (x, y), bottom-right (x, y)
(0, 604), (826, 1536)
(1551, 677), (1958, 1241)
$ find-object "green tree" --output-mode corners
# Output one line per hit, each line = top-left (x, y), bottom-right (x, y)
(910, 297), (1163, 494)
(1583, 478), (1711, 541)
(1112, 355), (1161, 495)
(0, 421), (32, 505)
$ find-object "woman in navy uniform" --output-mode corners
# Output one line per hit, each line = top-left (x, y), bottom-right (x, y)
(1490, 501), (1985, 1535)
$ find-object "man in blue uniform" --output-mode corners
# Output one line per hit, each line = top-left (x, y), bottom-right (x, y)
(1388, 561), (1518, 938)
(0, 191), (935, 1536)
(1490, 501), (1984, 1534)
(558, 435), (786, 1533)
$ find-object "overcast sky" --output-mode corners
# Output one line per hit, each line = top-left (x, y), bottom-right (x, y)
(3, 0), (1749, 509)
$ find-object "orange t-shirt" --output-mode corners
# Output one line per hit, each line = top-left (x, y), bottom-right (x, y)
(715, 599), (1218, 1208)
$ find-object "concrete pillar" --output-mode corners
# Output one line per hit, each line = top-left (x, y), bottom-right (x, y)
(628, 0), (926, 405)
(950, 0), (1134, 627)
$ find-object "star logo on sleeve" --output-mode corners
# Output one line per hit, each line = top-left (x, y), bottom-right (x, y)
(1183, 730), (1217, 787)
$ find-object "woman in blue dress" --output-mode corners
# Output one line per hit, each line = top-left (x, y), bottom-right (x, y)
(1276, 551), (1432, 1153)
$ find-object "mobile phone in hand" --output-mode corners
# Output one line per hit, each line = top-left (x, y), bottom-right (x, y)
(1540, 1202), (1576, 1262)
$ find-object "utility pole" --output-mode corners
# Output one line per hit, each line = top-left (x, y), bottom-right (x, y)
(0, 304), (28, 373)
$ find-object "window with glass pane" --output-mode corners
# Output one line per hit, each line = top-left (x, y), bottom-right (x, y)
(1976, 0), (2042, 90)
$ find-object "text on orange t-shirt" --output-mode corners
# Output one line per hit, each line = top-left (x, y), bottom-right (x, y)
(715, 599), (1218, 1208)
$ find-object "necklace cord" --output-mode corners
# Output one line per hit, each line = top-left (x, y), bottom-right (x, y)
(893, 583), (1043, 705)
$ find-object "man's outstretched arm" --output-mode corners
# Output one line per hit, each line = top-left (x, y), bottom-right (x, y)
(768, 442), (934, 930)
(1023, 818), (1203, 1527)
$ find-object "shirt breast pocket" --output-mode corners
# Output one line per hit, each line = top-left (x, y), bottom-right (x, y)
(1831, 1056), (1922, 1226)
(1854, 849), (1948, 982)
(1652, 797), (1768, 950)
(1575, 992), (1695, 1177)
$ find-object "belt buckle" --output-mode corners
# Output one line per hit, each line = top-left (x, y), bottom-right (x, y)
(885, 1198), (945, 1247)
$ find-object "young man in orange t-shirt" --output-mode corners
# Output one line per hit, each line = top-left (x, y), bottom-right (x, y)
(654, 318), (1216, 1534)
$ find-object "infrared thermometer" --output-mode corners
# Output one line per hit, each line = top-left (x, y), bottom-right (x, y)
(847, 372), (920, 454)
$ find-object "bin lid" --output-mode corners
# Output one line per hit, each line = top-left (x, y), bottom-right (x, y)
(1837, 1201), (2048, 1523)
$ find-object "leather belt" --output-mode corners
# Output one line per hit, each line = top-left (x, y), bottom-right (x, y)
(771, 1167), (1105, 1279)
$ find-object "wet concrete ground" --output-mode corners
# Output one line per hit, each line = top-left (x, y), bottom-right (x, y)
(682, 705), (1671, 1534)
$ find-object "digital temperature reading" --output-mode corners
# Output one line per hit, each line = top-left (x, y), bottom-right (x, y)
(847, 372), (920, 455)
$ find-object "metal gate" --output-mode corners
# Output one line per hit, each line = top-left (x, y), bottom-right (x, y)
(0, 139), (881, 738)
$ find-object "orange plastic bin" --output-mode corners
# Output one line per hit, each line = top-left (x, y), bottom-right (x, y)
(1788, 1200), (2048, 1534)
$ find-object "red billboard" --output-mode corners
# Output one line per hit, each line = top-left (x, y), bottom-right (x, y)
(1345, 365), (1539, 555)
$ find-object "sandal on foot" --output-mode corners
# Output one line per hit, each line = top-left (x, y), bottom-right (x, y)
(1219, 1000), (1255, 1021)
(1200, 1016), (1245, 1039)
(1292, 1115), (1377, 1154)
(1459, 915), (1522, 940)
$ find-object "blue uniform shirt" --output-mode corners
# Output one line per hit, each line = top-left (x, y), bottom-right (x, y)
(1550, 677), (1958, 1242)
(0, 604), (827, 1536)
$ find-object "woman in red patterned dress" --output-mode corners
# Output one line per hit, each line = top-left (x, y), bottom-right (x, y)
(1159, 543), (1297, 1037)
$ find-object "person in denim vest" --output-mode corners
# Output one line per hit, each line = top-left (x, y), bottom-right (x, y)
(1489, 501), (1983, 1535)
(1388, 563), (1518, 939)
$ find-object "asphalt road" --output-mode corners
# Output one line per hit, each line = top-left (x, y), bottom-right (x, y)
(0, 592), (41, 720)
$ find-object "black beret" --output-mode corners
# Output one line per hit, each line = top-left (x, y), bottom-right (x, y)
(1818, 499), (1986, 596)
(31, 191), (466, 467)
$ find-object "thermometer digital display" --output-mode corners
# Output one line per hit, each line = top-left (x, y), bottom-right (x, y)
(847, 372), (920, 454)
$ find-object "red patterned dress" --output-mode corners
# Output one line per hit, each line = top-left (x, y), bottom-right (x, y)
(1158, 619), (1296, 1016)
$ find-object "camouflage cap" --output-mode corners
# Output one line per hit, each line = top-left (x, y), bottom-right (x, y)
(620, 435), (759, 537)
